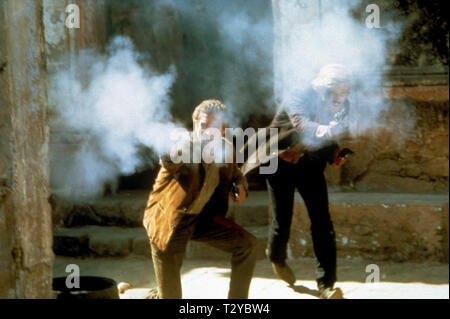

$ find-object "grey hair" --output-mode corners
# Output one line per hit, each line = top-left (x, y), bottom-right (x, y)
(311, 64), (351, 91)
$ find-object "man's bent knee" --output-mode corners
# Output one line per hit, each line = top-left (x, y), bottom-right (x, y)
(234, 232), (258, 258)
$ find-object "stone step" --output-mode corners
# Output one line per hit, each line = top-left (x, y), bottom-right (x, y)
(53, 225), (269, 261)
(50, 190), (269, 228)
(53, 225), (150, 258)
(51, 191), (149, 228)
(51, 190), (449, 262)
(51, 190), (449, 228)
(289, 193), (449, 262)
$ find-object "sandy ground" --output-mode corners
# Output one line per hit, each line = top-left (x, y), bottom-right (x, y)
(53, 255), (449, 299)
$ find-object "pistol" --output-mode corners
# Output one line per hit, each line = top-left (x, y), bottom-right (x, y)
(231, 181), (240, 201)
(338, 148), (355, 158)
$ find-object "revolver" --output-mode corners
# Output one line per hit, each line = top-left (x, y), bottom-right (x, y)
(231, 181), (240, 201)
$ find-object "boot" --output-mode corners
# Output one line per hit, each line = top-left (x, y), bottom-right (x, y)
(143, 288), (160, 299)
(318, 286), (344, 299)
(272, 262), (296, 285)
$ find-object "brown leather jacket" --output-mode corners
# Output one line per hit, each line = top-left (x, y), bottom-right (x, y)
(143, 139), (247, 252)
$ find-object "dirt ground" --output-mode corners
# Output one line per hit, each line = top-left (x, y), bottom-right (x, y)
(53, 255), (449, 299)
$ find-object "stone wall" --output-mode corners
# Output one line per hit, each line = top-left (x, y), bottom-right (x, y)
(325, 68), (449, 193)
(0, 0), (54, 298)
(287, 195), (449, 262)
(43, 0), (107, 71)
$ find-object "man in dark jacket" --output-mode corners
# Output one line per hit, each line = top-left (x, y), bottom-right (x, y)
(242, 64), (352, 299)
(143, 99), (256, 299)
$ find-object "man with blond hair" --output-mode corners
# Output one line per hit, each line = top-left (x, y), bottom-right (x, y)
(143, 99), (257, 299)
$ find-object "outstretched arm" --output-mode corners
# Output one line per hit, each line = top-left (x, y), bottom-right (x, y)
(284, 89), (350, 141)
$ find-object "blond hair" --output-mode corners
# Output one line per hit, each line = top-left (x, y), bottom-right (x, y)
(192, 99), (228, 122)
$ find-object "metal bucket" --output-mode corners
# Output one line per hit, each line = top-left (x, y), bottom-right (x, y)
(52, 276), (120, 299)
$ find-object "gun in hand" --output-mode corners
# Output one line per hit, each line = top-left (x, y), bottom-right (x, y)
(333, 148), (355, 168)
(338, 148), (355, 158)
(231, 181), (240, 201)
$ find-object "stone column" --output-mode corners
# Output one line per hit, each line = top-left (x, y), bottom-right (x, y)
(0, 0), (54, 298)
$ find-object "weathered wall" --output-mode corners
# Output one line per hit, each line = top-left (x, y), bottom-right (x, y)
(325, 70), (449, 193)
(0, 0), (54, 298)
(43, 0), (107, 74)
(287, 195), (449, 262)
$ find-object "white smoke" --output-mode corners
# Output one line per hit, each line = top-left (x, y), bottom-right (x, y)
(49, 36), (183, 200)
(275, 0), (404, 136)
(216, 8), (274, 127)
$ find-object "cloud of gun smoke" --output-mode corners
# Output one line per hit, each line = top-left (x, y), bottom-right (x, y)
(171, 0), (403, 136)
(49, 36), (181, 200)
(216, 7), (274, 127)
(276, 0), (403, 136)
(171, 0), (274, 127)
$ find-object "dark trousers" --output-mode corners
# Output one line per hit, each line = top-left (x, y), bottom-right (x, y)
(266, 154), (337, 289)
(151, 213), (258, 299)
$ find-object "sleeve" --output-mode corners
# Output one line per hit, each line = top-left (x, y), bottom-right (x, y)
(282, 90), (320, 137)
(284, 89), (351, 144)
(159, 154), (184, 174)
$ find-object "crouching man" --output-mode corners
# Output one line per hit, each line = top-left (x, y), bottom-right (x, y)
(143, 99), (257, 299)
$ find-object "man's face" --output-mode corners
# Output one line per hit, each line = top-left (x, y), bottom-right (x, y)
(328, 83), (350, 111)
(194, 112), (226, 141)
